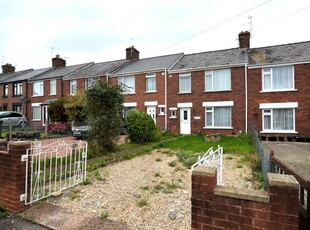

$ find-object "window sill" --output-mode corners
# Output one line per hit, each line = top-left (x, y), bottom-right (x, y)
(13, 95), (23, 97)
(32, 119), (41, 121)
(203, 126), (233, 130)
(49, 94), (56, 96)
(178, 92), (192, 95)
(158, 113), (165, 116)
(32, 95), (44, 97)
(203, 89), (232, 93)
(260, 130), (298, 134)
(169, 116), (177, 119)
(260, 89), (297, 93)
(145, 91), (157, 94)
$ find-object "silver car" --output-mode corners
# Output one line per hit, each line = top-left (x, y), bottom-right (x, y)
(0, 111), (28, 128)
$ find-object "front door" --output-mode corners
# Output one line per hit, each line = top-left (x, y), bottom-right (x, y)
(42, 105), (49, 126)
(147, 106), (156, 124)
(180, 108), (191, 134)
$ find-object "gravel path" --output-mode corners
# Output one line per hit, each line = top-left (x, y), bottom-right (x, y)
(47, 149), (257, 230)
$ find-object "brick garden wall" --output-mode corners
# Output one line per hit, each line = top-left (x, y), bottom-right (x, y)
(191, 166), (300, 229)
(0, 141), (31, 213)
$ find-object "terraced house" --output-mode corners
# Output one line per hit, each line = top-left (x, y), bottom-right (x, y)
(0, 32), (309, 139)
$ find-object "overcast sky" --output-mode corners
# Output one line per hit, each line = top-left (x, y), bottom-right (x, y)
(1, 0), (309, 71)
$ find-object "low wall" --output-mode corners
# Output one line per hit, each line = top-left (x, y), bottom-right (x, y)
(0, 141), (31, 213)
(191, 166), (299, 230)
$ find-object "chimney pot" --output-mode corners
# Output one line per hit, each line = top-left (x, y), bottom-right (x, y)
(239, 31), (250, 49)
(52, 55), (66, 67)
(126, 46), (139, 60)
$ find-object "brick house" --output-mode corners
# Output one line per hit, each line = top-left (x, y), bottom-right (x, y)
(110, 49), (183, 132)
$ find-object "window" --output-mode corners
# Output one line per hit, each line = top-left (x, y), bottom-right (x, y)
(32, 106), (41, 120)
(205, 69), (231, 91)
(159, 106), (165, 115)
(203, 101), (233, 129)
(13, 82), (22, 96)
(262, 65), (294, 91)
(12, 104), (22, 112)
(123, 107), (136, 118)
(3, 84), (8, 97)
(50, 80), (56, 95)
(33, 81), (44, 96)
(70, 80), (77, 95)
(146, 74), (156, 92)
(85, 77), (98, 90)
(118, 76), (135, 93)
(179, 73), (191, 93)
(260, 102), (297, 133)
(169, 108), (177, 118)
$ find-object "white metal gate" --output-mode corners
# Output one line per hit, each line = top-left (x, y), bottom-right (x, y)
(191, 145), (223, 185)
(20, 140), (88, 205)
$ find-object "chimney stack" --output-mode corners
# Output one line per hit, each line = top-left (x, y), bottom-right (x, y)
(239, 31), (251, 49)
(2, 63), (16, 74)
(52, 54), (66, 67)
(126, 46), (139, 60)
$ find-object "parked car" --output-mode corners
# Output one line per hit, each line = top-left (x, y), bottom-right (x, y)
(72, 125), (89, 139)
(0, 111), (27, 128)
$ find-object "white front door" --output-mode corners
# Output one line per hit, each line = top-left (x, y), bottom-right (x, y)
(42, 105), (48, 126)
(180, 108), (191, 134)
(147, 106), (156, 124)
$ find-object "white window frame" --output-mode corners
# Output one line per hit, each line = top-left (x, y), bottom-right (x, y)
(205, 69), (231, 91)
(33, 81), (44, 97)
(3, 84), (8, 97)
(260, 102), (297, 133)
(32, 103), (41, 121)
(118, 76), (135, 94)
(145, 74), (156, 92)
(159, 105), (165, 115)
(85, 77), (98, 90)
(179, 73), (191, 93)
(50, 79), (56, 95)
(13, 82), (23, 96)
(261, 65), (295, 92)
(70, 80), (77, 95)
(202, 101), (233, 129)
(169, 107), (177, 118)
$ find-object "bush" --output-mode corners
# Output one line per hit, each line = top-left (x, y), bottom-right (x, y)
(48, 122), (69, 134)
(125, 110), (157, 143)
(48, 98), (68, 122)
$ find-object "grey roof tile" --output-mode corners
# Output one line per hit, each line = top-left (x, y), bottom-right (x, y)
(170, 48), (247, 71)
(113, 53), (184, 75)
(0, 67), (53, 83)
(63, 59), (129, 80)
(30, 63), (93, 81)
(0, 69), (33, 83)
(248, 41), (310, 66)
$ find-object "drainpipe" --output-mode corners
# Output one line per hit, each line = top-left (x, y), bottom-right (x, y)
(245, 63), (248, 134)
(106, 74), (109, 85)
(164, 69), (168, 132)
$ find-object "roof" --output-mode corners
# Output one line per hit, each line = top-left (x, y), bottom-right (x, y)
(63, 59), (129, 80)
(29, 62), (93, 81)
(248, 41), (310, 66)
(170, 48), (248, 72)
(0, 67), (53, 83)
(112, 53), (184, 76)
(0, 69), (33, 83)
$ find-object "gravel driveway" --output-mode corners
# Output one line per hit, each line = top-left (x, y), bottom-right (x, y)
(46, 149), (257, 230)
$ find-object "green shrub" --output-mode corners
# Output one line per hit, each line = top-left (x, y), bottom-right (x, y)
(125, 110), (157, 143)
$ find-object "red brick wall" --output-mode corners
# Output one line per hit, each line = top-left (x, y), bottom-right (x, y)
(0, 141), (31, 213)
(167, 67), (246, 135)
(247, 63), (310, 138)
(191, 167), (299, 230)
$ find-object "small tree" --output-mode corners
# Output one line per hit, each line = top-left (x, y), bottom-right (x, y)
(48, 98), (68, 122)
(85, 81), (124, 151)
(63, 91), (87, 124)
(125, 110), (157, 143)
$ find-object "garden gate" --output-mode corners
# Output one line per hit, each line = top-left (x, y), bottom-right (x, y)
(20, 139), (88, 205)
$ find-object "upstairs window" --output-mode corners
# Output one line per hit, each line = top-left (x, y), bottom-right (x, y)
(205, 69), (231, 91)
(3, 84), (8, 97)
(13, 82), (22, 96)
(70, 80), (77, 95)
(262, 65), (294, 91)
(50, 79), (56, 95)
(146, 74), (156, 92)
(179, 73), (191, 93)
(118, 76), (135, 94)
(85, 77), (98, 90)
(33, 81), (44, 96)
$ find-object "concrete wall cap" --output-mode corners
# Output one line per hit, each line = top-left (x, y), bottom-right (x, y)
(192, 166), (217, 176)
(267, 173), (299, 188)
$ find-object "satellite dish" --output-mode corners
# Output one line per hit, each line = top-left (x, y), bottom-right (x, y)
(20, 96), (28, 102)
